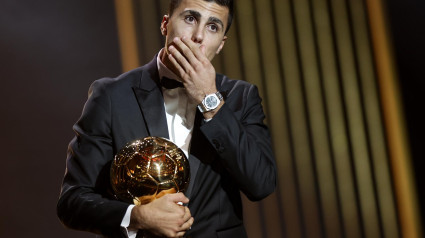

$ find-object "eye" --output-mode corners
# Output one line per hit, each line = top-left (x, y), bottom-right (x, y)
(185, 15), (196, 24)
(207, 24), (218, 32)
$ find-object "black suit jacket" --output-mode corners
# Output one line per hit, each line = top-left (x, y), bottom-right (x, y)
(57, 57), (277, 238)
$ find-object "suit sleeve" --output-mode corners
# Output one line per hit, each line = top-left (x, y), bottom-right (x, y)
(200, 84), (277, 201)
(57, 79), (128, 237)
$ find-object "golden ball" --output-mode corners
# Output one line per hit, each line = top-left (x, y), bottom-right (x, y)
(110, 137), (190, 205)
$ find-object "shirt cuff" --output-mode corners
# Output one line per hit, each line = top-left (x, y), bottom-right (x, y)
(120, 205), (138, 238)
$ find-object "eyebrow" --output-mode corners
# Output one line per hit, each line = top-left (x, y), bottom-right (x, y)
(208, 16), (224, 30)
(180, 10), (224, 31)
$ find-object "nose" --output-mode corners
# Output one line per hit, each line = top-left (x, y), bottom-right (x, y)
(191, 25), (204, 44)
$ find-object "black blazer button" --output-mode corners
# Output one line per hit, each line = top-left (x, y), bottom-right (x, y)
(212, 139), (224, 153)
(212, 139), (220, 149)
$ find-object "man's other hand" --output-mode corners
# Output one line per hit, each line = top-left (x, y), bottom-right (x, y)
(167, 36), (217, 104)
(129, 193), (193, 237)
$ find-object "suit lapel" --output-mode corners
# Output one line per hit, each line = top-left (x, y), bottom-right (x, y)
(132, 58), (169, 139)
(133, 69), (201, 199)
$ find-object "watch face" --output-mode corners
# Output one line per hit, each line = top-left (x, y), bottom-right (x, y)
(205, 95), (218, 109)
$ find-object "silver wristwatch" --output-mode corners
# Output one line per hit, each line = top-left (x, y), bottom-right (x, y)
(197, 92), (223, 113)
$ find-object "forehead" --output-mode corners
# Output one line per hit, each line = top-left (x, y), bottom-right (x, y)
(174, 0), (229, 23)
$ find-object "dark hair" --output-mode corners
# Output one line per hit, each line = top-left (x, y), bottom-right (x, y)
(169, 0), (234, 34)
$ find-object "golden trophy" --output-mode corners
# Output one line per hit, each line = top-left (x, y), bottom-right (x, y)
(110, 136), (190, 205)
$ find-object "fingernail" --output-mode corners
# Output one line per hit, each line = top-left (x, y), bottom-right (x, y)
(173, 37), (179, 42)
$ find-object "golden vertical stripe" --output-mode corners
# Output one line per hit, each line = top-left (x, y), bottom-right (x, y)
(158, 0), (169, 13)
(291, 0), (324, 236)
(315, 0), (362, 234)
(242, 196), (263, 238)
(136, 0), (162, 63)
(114, 0), (140, 72)
(234, 1), (263, 92)
(347, 0), (399, 237)
(252, 0), (285, 236)
(330, 0), (382, 236)
(311, 0), (362, 237)
(365, 0), (423, 237)
(261, 193), (284, 238)
(220, 27), (242, 81)
(234, 2), (266, 236)
(272, 0), (303, 237)
(304, 0), (344, 236)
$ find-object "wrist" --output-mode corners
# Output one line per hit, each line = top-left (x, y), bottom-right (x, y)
(202, 100), (224, 119)
(197, 91), (223, 114)
(129, 205), (148, 230)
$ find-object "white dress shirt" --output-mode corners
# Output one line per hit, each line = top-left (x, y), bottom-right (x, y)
(120, 49), (197, 237)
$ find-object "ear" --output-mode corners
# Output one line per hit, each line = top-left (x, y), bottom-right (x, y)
(160, 15), (169, 36)
(216, 36), (228, 54)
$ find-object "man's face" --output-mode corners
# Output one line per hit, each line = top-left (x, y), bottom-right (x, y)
(161, 0), (229, 61)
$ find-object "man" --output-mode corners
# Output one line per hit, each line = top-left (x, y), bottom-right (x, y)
(57, 0), (277, 237)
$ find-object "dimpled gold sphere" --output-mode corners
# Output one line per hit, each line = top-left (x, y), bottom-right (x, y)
(110, 137), (190, 205)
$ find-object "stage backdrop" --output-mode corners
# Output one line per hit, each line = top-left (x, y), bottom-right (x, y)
(0, 0), (422, 237)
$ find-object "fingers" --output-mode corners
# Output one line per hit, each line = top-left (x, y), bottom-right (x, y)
(168, 49), (189, 80)
(168, 37), (194, 73)
(178, 217), (194, 235)
(168, 192), (190, 204)
(184, 216), (194, 229)
(166, 202), (193, 237)
(180, 206), (193, 227)
(182, 206), (192, 222)
(167, 37), (206, 75)
(167, 36), (217, 102)
(175, 36), (204, 60)
(176, 231), (186, 237)
(176, 208), (194, 237)
(134, 197), (194, 238)
(169, 45), (192, 72)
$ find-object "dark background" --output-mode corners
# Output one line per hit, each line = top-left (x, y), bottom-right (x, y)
(0, 0), (423, 237)
(0, 1), (120, 237)
(386, 0), (425, 227)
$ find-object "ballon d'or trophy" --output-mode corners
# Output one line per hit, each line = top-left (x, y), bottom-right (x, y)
(110, 136), (190, 237)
